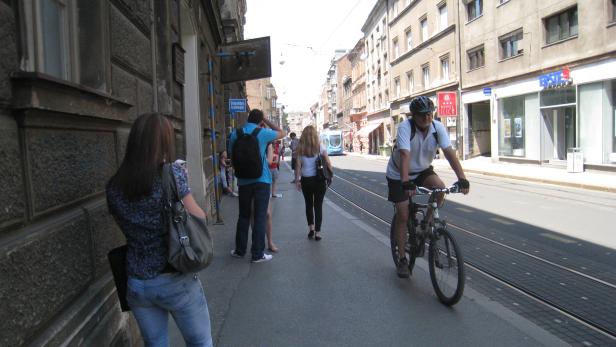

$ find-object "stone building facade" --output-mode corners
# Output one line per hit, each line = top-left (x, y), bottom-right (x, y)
(459, 0), (616, 169)
(0, 0), (245, 345)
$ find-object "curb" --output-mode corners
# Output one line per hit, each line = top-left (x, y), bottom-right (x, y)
(461, 168), (616, 194)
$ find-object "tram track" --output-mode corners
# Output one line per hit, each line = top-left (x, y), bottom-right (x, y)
(328, 172), (616, 342)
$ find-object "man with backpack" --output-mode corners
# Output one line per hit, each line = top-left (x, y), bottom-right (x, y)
(385, 96), (469, 278)
(229, 109), (286, 263)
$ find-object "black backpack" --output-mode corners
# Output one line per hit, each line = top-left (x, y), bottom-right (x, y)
(232, 127), (263, 179)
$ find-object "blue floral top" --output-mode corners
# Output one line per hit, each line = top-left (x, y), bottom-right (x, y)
(106, 162), (190, 279)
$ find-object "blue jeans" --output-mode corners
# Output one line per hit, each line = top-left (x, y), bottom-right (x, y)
(127, 273), (213, 347)
(236, 182), (271, 260)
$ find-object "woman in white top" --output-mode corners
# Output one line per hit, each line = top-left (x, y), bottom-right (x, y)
(295, 125), (333, 241)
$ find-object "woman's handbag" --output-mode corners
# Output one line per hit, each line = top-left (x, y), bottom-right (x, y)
(107, 245), (130, 312)
(315, 154), (333, 186)
(162, 163), (214, 273)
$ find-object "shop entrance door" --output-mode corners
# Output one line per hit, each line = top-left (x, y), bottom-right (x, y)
(541, 106), (576, 162)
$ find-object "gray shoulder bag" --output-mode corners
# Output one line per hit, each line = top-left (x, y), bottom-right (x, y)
(162, 163), (213, 273)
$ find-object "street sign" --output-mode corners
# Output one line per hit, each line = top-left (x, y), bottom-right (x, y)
(229, 99), (246, 113)
(437, 92), (457, 117)
(483, 87), (492, 96)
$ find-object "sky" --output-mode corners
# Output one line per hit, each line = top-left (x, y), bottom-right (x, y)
(244, 0), (377, 112)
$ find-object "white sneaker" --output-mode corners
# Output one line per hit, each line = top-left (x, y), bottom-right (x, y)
(251, 253), (273, 263)
(230, 250), (243, 258)
(231, 192), (239, 197)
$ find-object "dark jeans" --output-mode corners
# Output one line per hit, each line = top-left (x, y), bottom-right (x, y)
(236, 183), (271, 260)
(300, 176), (327, 231)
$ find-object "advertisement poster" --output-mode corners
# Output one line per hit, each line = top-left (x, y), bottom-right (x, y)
(504, 118), (511, 138)
(514, 117), (523, 138)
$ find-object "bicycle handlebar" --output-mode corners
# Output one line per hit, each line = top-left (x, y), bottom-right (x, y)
(414, 184), (461, 195)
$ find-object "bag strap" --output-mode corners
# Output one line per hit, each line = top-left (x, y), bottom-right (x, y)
(162, 163), (182, 212)
(251, 127), (262, 137)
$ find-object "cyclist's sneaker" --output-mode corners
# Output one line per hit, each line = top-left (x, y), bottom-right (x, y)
(416, 242), (426, 258)
(397, 258), (410, 278)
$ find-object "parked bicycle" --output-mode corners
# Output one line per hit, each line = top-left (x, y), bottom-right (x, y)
(390, 184), (465, 306)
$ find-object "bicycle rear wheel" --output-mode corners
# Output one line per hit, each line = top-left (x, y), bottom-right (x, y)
(428, 228), (465, 306)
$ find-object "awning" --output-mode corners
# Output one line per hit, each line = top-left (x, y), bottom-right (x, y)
(356, 119), (383, 137)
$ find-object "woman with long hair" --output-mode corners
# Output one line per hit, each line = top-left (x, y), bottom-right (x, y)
(106, 113), (213, 347)
(295, 125), (333, 241)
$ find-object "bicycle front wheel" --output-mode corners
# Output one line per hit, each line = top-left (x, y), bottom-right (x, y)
(428, 228), (465, 306)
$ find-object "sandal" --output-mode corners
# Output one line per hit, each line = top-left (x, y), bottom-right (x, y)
(314, 231), (322, 241)
(308, 229), (314, 240)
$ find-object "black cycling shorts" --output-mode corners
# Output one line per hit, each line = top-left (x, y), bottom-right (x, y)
(386, 166), (437, 203)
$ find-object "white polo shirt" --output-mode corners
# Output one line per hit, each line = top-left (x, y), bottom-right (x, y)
(386, 119), (451, 180)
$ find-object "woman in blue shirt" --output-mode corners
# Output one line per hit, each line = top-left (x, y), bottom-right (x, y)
(106, 113), (212, 347)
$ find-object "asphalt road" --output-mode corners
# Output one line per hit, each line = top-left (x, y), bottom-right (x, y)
(325, 154), (616, 346)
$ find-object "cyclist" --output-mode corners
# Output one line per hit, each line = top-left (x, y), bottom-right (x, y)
(386, 96), (470, 278)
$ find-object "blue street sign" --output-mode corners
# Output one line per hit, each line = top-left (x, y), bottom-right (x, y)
(483, 87), (492, 96)
(229, 99), (246, 113)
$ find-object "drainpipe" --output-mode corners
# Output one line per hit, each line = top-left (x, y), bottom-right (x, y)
(209, 57), (223, 224)
(150, 0), (158, 111)
(456, 0), (464, 159)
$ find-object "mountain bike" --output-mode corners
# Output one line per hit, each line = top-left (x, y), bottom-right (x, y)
(390, 184), (465, 306)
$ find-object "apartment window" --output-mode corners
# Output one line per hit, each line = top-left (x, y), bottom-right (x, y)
(393, 38), (399, 59)
(37, 0), (72, 79)
(394, 0), (399, 17)
(439, 4), (448, 31)
(440, 56), (450, 82)
(467, 45), (485, 70)
(405, 29), (413, 51)
(23, 0), (107, 90)
(370, 34), (374, 50)
(467, 0), (483, 21)
(422, 65), (430, 89)
(394, 77), (401, 98)
(420, 18), (428, 42)
(407, 71), (414, 94)
(545, 6), (578, 44)
(378, 94), (382, 108)
(500, 30), (523, 59)
(612, 0), (616, 23)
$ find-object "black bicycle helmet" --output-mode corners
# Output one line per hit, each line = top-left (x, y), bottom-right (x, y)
(409, 96), (435, 114)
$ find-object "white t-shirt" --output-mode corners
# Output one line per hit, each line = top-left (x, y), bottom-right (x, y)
(386, 119), (451, 180)
(300, 145), (327, 177)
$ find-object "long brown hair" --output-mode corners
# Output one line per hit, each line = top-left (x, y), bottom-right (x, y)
(298, 125), (320, 157)
(108, 113), (176, 200)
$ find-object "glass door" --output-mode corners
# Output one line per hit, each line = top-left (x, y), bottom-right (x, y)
(541, 106), (576, 161)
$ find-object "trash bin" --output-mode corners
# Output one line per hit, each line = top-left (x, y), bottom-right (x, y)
(567, 148), (583, 173)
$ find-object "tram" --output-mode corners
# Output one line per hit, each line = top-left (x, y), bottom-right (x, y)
(320, 129), (344, 155)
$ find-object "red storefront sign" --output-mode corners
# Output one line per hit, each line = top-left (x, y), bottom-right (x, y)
(437, 92), (457, 117)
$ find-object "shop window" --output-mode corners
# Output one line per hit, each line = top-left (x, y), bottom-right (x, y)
(540, 88), (576, 107)
(499, 29), (523, 60)
(467, 0), (483, 22)
(467, 45), (485, 70)
(498, 95), (526, 157)
(544, 6), (578, 44)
